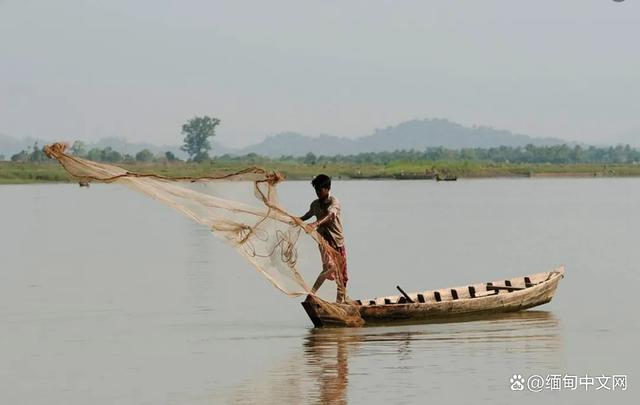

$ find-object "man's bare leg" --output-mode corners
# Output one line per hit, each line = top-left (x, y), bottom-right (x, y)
(336, 285), (345, 303)
(310, 273), (328, 294)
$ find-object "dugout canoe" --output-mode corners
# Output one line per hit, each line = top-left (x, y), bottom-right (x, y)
(302, 266), (565, 327)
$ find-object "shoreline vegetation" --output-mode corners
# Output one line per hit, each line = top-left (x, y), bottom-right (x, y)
(3, 160), (640, 184)
(4, 142), (640, 184)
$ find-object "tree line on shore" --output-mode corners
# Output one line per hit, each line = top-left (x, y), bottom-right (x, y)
(8, 116), (218, 164)
(288, 144), (640, 165)
(10, 142), (640, 166)
(217, 144), (640, 165)
(8, 141), (178, 163)
(7, 115), (640, 165)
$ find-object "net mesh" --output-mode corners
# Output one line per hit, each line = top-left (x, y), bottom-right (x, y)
(44, 143), (363, 326)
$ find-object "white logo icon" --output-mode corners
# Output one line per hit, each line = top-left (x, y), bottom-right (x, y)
(510, 374), (525, 391)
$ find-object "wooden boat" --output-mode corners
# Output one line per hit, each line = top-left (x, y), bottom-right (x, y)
(302, 266), (565, 327)
(393, 171), (437, 180)
(435, 174), (457, 182)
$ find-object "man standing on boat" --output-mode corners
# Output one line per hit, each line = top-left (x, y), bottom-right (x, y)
(298, 174), (348, 303)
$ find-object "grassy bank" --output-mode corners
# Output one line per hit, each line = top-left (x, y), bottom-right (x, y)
(2, 160), (640, 184)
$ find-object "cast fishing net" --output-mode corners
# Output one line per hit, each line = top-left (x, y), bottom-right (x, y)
(44, 143), (363, 326)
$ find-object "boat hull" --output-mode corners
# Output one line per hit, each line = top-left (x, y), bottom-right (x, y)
(302, 267), (565, 327)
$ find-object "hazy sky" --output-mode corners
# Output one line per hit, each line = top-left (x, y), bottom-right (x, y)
(1, 0), (638, 147)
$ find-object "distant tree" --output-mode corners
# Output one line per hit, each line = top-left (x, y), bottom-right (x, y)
(460, 148), (476, 161)
(135, 149), (155, 162)
(101, 147), (123, 163)
(304, 152), (317, 165)
(0, 154), (5, 161)
(11, 150), (29, 162)
(181, 116), (220, 161)
(164, 151), (178, 161)
(87, 148), (103, 162)
(193, 151), (210, 162)
(29, 142), (47, 162)
(70, 140), (87, 157)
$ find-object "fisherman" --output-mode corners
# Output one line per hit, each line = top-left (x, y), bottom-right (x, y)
(298, 174), (348, 303)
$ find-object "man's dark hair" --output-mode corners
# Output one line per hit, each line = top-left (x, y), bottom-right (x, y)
(311, 174), (331, 190)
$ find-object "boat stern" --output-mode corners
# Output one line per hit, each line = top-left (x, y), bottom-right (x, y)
(301, 295), (364, 327)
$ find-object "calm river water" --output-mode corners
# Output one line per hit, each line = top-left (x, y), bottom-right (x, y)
(0, 179), (638, 404)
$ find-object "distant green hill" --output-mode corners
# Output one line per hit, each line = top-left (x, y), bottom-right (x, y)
(237, 118), (566, 157)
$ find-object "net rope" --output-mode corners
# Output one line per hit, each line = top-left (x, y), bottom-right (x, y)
(44, 143), (363, 326)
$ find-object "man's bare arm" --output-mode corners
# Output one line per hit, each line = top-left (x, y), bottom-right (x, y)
(310, 212), (335, 229)
(299, 211), (313, 221)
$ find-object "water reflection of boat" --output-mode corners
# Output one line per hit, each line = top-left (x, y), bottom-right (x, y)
(221, 311), (560, 404)
(300, 311), (561, 401)
(302, 267), (565, 327)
